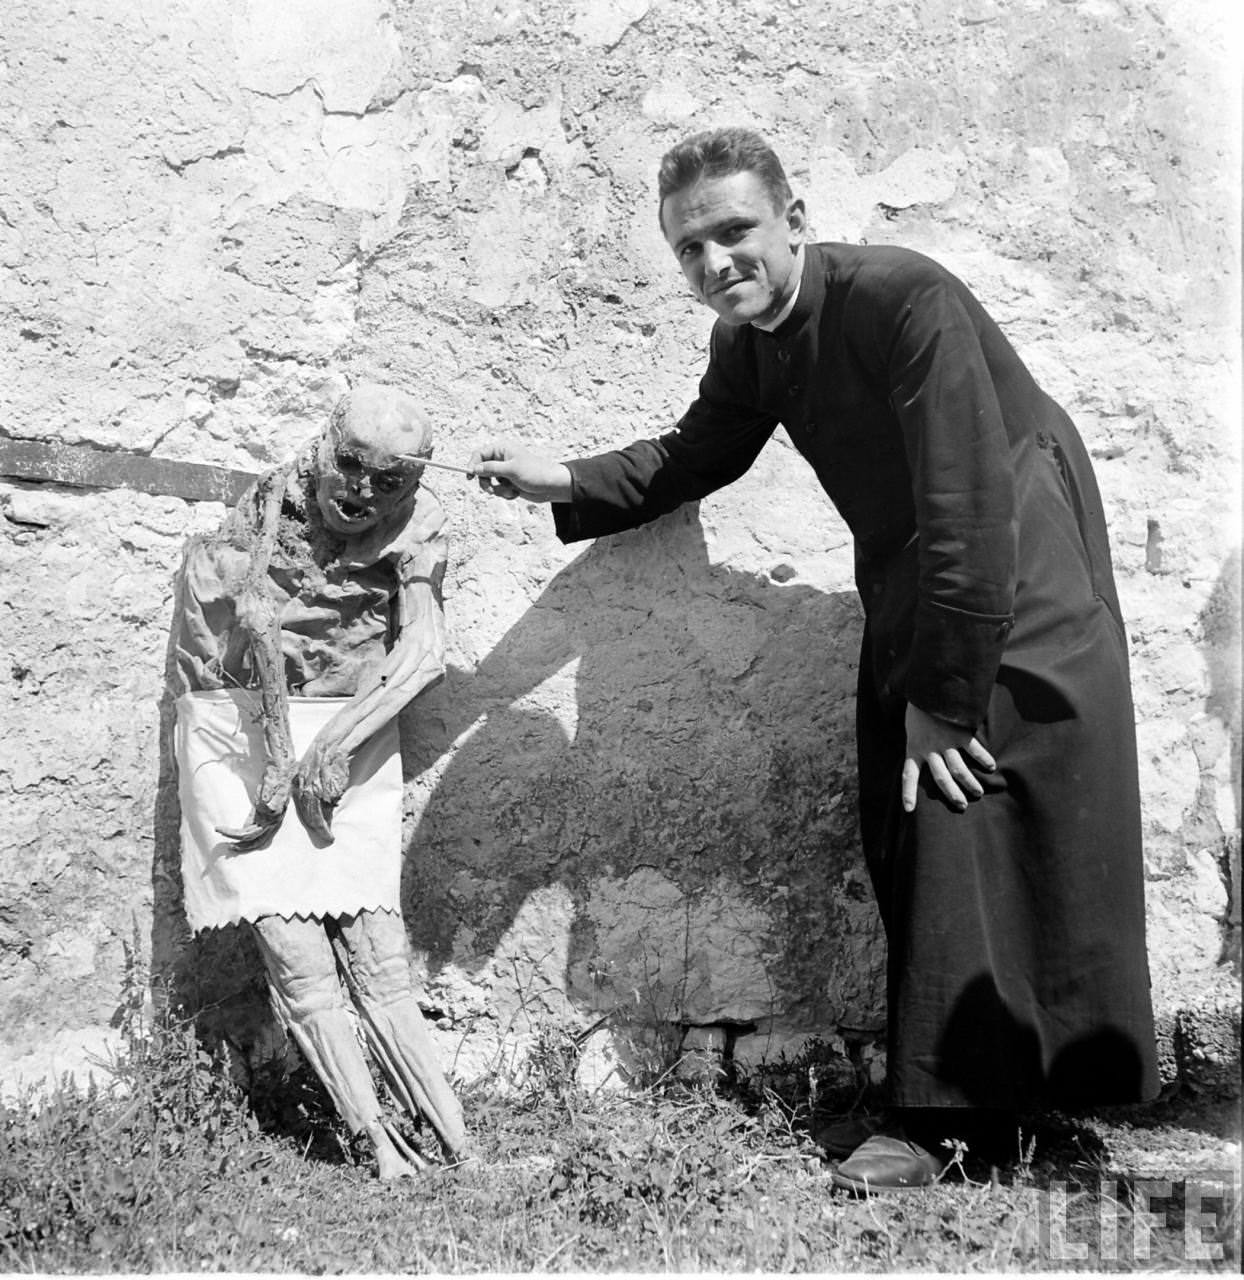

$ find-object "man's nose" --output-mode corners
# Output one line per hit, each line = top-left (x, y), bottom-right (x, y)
(702, 240), (730, 277)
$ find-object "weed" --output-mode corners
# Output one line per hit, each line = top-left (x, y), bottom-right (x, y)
(516, 1020), (585, 1116)
(0, 951), (1236, 1272)
(0, 1012), (259, 1270)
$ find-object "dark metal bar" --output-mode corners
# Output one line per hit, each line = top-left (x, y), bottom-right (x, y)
(0, 438), (257, 505)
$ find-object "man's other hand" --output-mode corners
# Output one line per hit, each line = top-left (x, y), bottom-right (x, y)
(468, 442), (574, 503)
(901, 703), (996, 813)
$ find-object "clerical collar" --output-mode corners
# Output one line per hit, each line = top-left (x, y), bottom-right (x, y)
(751, 246), (806, 332)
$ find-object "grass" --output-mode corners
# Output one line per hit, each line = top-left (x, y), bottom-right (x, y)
(1, 998), (1238, 1273)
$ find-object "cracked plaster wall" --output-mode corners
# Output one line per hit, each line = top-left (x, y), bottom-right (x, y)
(0, 0), (1239, 1096)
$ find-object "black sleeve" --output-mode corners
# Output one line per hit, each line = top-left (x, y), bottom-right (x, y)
(862, 255), (1017, 726)
(552, 325), (779, 543)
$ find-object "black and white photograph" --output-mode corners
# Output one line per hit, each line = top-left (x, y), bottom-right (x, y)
(0, 0), (1238, 1271)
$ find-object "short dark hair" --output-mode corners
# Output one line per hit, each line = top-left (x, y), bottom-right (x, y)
(657, 127), (793, 227)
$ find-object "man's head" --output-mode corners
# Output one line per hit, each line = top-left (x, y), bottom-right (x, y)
(657, 127), (794, 220)
(314, 383), (433, 538)
(657, 127), (806, 327)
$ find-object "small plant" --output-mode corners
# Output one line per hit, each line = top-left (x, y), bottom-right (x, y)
(0, 1010), (259, 1269)
(1013, 1127), (1038, 1185)
(938, 1135), (975, 1184)
(2, 942), (1236, 1273)
(517, 1020), (584, 1115)
(737, 1033), (871, 1134)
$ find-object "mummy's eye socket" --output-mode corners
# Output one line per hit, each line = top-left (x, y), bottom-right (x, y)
(374, 472), (405, 494)
(336, 450), (363, 474)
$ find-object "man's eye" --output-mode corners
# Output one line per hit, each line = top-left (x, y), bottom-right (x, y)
(374, 473), (404, 494)
(679, 243), (700, 260)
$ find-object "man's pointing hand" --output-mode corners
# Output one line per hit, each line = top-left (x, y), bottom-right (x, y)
(468, 442), (574, 503)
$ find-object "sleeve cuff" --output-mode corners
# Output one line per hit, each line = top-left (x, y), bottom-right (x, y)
(904, 599), (1014, 727)
(552, 501), (583, 543)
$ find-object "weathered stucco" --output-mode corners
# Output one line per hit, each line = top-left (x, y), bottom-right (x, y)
(0, 0), (1238, 1097)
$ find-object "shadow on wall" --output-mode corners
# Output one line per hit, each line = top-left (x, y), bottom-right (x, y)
(149, 562), (275, 1072)
(148, 504), (882, 1081)
(400, 505), (880, 1077)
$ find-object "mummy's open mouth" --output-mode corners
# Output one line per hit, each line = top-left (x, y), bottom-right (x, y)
(333, 498), (372, 522)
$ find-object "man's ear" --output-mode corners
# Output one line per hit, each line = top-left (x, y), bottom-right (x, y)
(786, 197), (808, 247)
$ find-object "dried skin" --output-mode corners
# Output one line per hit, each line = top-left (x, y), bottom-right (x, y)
(175, 441), (447, 848)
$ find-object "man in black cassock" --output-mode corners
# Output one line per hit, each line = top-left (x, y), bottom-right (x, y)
(470, 127), (1159, 1192)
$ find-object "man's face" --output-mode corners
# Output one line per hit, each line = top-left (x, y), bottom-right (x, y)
(661, 170), (806, 326)
(314, 410), (426, 539)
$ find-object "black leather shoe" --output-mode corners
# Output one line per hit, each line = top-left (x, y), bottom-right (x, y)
(813, 1112), (883, 1158)
(831, 1134), (946, 1193)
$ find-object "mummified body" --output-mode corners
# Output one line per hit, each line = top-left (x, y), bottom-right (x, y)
(173, 383), (466, 1178)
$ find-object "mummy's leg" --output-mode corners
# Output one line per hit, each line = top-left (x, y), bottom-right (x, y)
(332, 908), (468, 1158)
(250, 913), (424, 1178)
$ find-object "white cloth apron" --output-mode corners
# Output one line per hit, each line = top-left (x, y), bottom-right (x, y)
(175, 689), (402, 931)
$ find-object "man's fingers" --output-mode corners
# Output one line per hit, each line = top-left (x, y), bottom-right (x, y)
(901, 705), (994, 815)
(926, 753), (969, 810)
(468, 442), (511, 468)
(469, 448), (520, 493)
(473, 465), (520, 499)
(468, 448), (570, 503)
(944, 748), (985, 799)
(904, 747), (992, 816)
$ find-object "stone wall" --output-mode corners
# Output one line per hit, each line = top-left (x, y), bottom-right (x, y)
(0, 0), (1238, 1096)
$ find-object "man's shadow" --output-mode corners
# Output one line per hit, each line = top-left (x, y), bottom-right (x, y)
(398, 504), (883, 1078)
(149, 504), (883, 1091)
